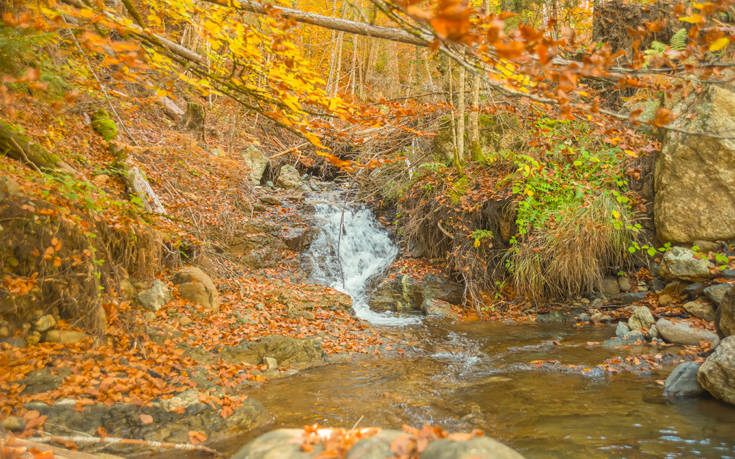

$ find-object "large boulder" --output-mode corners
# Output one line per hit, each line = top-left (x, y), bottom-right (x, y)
(655, 318), (719, 346)
(658, 247), (712, 281)
(655, 85), (735, 243)
(704, 283), (732, 307)
(663, 361), (704, 397)
(241, 145), (269, 185)
(173, 266), (219, 312)
(369, 272), (463, 313)
(716, 286), (735, 338)
(698, 336), (735, 405)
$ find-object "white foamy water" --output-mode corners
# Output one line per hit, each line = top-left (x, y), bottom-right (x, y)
(306, 192), (420, 326)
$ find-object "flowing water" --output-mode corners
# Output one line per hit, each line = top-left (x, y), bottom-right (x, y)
(255, 194), (735, 457)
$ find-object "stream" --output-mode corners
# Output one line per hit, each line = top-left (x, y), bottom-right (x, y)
(255, 193), (735, 457)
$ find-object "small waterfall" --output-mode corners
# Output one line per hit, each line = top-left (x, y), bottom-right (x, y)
(306, 192), (420, 326)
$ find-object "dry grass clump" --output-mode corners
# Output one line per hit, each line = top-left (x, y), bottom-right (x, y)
(508, 193), (638, 302)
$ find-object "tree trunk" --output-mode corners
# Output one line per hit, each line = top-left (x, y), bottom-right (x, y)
(457, 49), (466, 164)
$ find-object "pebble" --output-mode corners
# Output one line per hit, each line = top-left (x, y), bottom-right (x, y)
(2, 416), (25, 432)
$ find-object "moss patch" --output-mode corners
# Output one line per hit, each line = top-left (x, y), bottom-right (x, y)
(91, 110), (118, 141)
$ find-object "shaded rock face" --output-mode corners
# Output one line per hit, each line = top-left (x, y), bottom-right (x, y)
(698, 336), (735, 405)
(658, 247), (712, 281)
(173, 266), (219, 312)
(231, 428), (523, 459)
(717, 286), (735, 338)
(241, 145), (269, 186)
(704, 283), (731, 307)
(656, 318), (719, 346)
(655, 86), (735, 243)
(221, 335), (324, 368)
(25, 397), (271, 454)
(664, 362), (703, 398)
(369, 273), (463, 314)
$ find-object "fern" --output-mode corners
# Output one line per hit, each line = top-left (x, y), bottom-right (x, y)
(670, 28), (687, 51)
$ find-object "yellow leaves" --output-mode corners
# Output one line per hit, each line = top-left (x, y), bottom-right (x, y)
(679, 13), (704, 24)
(709, 37), (730, 52)
(611, 209), (621, 220)
(624, 149), (637, 158)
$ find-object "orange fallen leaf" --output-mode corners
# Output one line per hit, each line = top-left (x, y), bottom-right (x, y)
(140, 413), (153, 425)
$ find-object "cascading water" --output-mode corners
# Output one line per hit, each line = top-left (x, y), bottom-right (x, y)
(305, 191), (420, 326)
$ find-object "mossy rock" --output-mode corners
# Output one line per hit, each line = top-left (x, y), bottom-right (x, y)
(91, 110), (118, 141)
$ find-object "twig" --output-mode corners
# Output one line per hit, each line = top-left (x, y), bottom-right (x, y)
(29, 434), (220, 455)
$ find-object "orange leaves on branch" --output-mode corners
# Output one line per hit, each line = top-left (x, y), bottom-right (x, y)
(652, 107), (674, 127)
(405, 0), (472, 41)
(188, 430), (207, 445)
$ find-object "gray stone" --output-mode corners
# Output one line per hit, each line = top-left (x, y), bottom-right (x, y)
(658, 294), (674, 307)
(346, 430), (403, 459)
(577, 313), (590, 322)
(683, 300), (716, 322)
(281, 227), (313, 252)
(231, 428), (318, 458)
(655, 318), (720, 346)
(601, 276), (620, 298)
(722, 269), (735, 279)
(590, 298), (604, 309)
(704, 283), (732, 307)
(649, 324), (659, 339)
(173, 266), (219, 312)
(616, 321), (631, 338)
(33, 314), (56, 332)
(620, 291), (647, 305)
(628, 306), (655, 331)
(591, 312), (611, 323)
(652, 277), (667, 293)
(263, 357), (278, 370)
(19, 368), (71, 395)
(221, 335), (324, 368)
(618, 276), (632, 292)
(0, 175), (22, 199)
(659, 247), (713, 281)
(419, 436), (524, 459)
(2, 416), (25, 432)
(716, 286), (735, 337)
(44, 330), (87, 345)
(241, 145), (269, 185)
(698, 336), (735, 405)
(655, 86), (735, 243)
(664, 361), (704, 397)
(137, 280), (172, 311)
(276, 165), (306, 190)
(684, 282), (706, 298)
(693, 240), (722, 253)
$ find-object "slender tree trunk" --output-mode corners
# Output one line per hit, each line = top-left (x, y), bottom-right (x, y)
(457, 49), (466, 163)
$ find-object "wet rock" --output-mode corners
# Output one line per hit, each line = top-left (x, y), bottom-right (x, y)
(620, 291), (647, 305)
(704, 283), (732, 307)
(276, 165), (306, 190)
(576, 312), (590, 322)
(173, 266), (219, 312)
(44, 330), (87, 345)
(590, 312), (611, 324)
(535, 310), (575, 324)
(716, 286), (735, 337)
(19, 367), (71, 395)
(241, 145), (269, 185)
(33, 314), (56, 332)
(615, 321), (630, 338)
(231, 428), (315, 458)
(420, 436), (523, 459)
(698, 336), (735, 405)
(2, 416), (25, 432)
(422, 298), (453, 318)
(649, 324), (659, 339)
(683, 300), (716, 322)
(655, 318), (719, 346)
(281, 227), (314, 252)
(628, 306), (655, 331)
(137, 280), (172, 311)
(684, 282), (706, 298)
(221, 335), (324, 368)
(159, 389), (201, 412)
(601, 276), (620, 298)
(658, 247), (712, 281)
(369, 272), (463, 313)
(664, 361), (703, 398)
